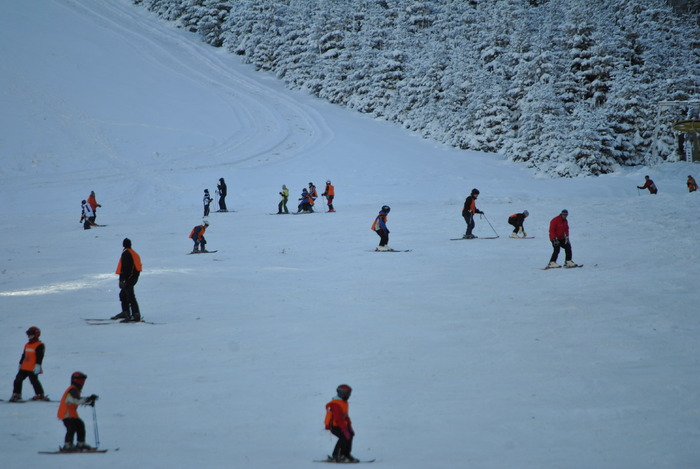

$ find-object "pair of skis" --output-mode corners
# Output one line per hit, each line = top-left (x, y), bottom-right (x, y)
(82, 318), (162, 326)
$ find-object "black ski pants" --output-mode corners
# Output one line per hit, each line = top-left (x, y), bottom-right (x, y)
(13, 369), (44, 396)
(376, 228), (389, 247)
(63, 418), (86, 444)
(330, 426), (353, 461)
(550, 238), (572, 263)
(119, 282), (141, 320)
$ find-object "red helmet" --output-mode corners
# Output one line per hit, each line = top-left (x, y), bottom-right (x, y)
(336, 384), (352, 401)
(71, 372), (87, 386)
(26, 326), (41, 338)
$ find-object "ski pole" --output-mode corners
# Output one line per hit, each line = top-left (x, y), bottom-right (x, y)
(92, 404), (100, 449)
(482, 214), (499, 237)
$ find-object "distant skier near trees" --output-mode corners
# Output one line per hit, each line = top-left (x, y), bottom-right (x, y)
(57, 371), (98, 452)
(278, 184), (289, 214)
(216, 178), (227, 212)
(189, 220), (210, 253)
(371, 205), (391, 250)
(687, 175), (697, 192)
(637, 176), (657, 194)
(322, 180), (335, 212)
(324, 384), (358, 463)
(508, 210), (529, 238)
(461, 189), (483, 239)
(203, 189), (212, 216)
(548, 209), (578, 268)
(10, 326), (47, 402)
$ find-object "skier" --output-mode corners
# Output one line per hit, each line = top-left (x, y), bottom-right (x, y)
(80, 200), (95, 230)
(57, 372), (98, 452)
(371, 205), (391, 251)
(217, 178), (228, 212)
(508, 210), (529, 238)
(324, 384), (357, 463)
(203, 189), (212, 216)
(322, 180), (335, 212)
(687, 175), (697, 192)
(189, 220), (210, 253)
(308, 182), (318, 201)
(461, 188), (483, 239)
(548, 209), (577, 268)
(87, 191), (101, 222)
(278, 184), (289, 214)
(637, 175), (657, 194)
(298, 188), (315, 213)
(112, 238), (142, 322)
(9, 327), (48, 402)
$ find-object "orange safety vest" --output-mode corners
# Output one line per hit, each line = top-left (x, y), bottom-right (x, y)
(115, 248), (142, 274)
(20, 340), (43, 371)
(57, 385), (81, 419)
(325, 184), (335, 196)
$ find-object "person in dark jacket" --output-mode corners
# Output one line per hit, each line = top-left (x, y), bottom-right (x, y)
(461, 189), (483, 239)
(10, 326), (47, 402)
(508, 210), (529, 238)
(637, 175), (657, 194)
(216, 178), (227, 212)
(189, 221), (210, 253)
(112, 238), (142, 322)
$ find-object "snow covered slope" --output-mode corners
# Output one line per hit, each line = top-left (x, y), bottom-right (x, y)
(1, 1), (698, 468)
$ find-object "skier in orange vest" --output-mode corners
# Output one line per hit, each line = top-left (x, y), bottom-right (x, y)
(9, 327), (47, 402)
(112, 238), (142, 322)
(57, 372), (98, 452)
(324, 384), (358, 463)
(322, 180), (335, 212)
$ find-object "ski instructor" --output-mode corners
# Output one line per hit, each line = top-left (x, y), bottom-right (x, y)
(547, 209), (578, 268)
(112, 238), (142, 322)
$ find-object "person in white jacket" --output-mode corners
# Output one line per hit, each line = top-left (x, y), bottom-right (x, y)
(80, 200), (95, 230)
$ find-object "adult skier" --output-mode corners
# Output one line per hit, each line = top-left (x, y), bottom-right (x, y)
(217, 178), (227, 212)
(548, 209), (577, 268)
(189, 220), (210, 253)
(113, 238), (142, 322)
(324, 384), (357, 463)
(508, 210), (529, 238)
(687, 175), (697, 192)
(9, 326), (48, 402)
(87, 191), (101, 221)
(637, 175), (657, 194)
(203, 189), (212, 216)
(322, 180), (335, 212)
(278, 185), (289, 214)
(461, 189), (483, 239)
(57, 372), (98, 452)
(371, 205), (391, 251)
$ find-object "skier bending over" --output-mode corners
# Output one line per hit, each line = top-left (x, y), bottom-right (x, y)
(508, 210), (529, 238)
(637, 175), (657, 194)
(189, 220), (210, 253)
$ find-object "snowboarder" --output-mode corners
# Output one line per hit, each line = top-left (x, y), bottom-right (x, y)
(189, 220), (210, 253)
(508, 210), (529, 238)
(371, 205), (391, 251)
(9, 326), (48, 402)
(298, 188), (314, 213)
(637, 175), (657, 194)
(548, 209), (577, 268)
(57, 372), (98, 452)
(113, 238), (142, 322)
(278, 184), (289, 214)
(461, 188), (483, 239)
(203, 189), (212, 216)
(687, 175), (697, 192)
(216, 178), (227, 212)
(80, 200), (95, 230)
(324, 384), (358, 463)
(308, 182), (318, 201)
(87, 191), (101, 222)
(322, 180), (335, 212)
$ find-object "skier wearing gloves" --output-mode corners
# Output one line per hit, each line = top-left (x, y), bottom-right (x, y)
(322, 180), (335, 212)
(189, 220), (210, 253)
(508, 210), (529, 238)
(9, 326), (48, 402)
(324, 384), (358, 463)
(462, 188), (483, 239)
(57, 372), (98, 452)
(113, 238), (142, 322)
(371, 205), (391, 251)
(637, 175), (657, 194)
(548, 209), (577, 268)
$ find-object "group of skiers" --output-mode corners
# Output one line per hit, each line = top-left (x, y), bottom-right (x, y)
(79, 191), (101, 230)
(636, 174), (698, 194)
(9, 327), (99, 452)
(279, 181), (335, 214)
(202, 178), (229, 216)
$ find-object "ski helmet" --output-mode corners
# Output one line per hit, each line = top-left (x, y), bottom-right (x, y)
(336, 384), (352, 401)
(123, 238), (132, 248)
(471, 188), (480, 195)
(71, 372), (87, 386)
(326, 180), (331, 185)
(26, 326), (41, 338)
(523, 210), (529, 217)
(203, 220), (209, 226)
(560, 209), (568, 216)
(381, 205), (391, 213)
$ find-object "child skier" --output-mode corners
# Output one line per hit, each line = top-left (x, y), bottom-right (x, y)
(508, 210), (529, 238)
(322, 180), (335, 212)
(324, 384), (357, 463)
(189, 220), (210, 253)
(10, 327), (48, 402)
(278, 185), (289, 214)
(298, 188), (315, 213)
(371, 205), (391, 250)
(461, 189), (483, 238)
(57, 372), (98, 452)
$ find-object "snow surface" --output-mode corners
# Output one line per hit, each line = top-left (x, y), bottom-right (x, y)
(1, 1), (699, 468)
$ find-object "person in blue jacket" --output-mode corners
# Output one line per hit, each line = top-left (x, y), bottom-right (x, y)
(371, 205), (391, 251)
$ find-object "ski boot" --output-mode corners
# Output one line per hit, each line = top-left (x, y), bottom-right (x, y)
(32, 394), (50, 401)
(564, 260), (578, 268)
(547, 261), (561, 269)
(111, 311), (127, 320)
(9, 393), (22, 402)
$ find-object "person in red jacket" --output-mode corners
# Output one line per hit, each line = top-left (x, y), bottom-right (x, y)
(87, 191), (101, 222)
(9, 327), (48, 402)
(57, 372), (98, 452)
(548, 209), (577, 268)
(324, 384), (357, 463)
(637, 175), (657, 194)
